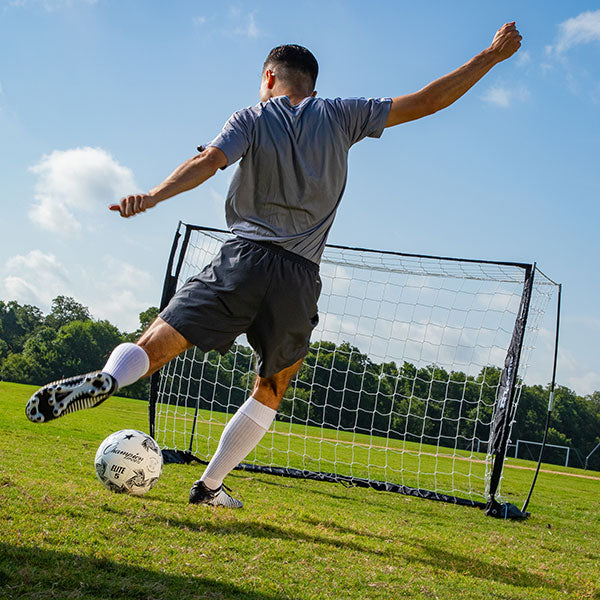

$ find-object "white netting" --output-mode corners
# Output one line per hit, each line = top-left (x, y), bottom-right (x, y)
(154, 227), (558, 504)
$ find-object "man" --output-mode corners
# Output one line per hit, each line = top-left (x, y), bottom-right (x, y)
(26, 23), (521, 508)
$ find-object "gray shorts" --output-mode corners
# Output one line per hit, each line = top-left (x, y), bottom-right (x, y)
(160, 237), (321, 378)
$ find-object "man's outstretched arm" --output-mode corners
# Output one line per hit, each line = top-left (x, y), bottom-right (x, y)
(385, 22), (522, 128)
(112, 146), (227, 218)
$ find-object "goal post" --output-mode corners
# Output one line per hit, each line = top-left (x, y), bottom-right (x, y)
(149, 223), (560, 517)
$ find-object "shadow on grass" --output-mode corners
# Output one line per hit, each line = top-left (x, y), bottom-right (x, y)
(100, 504), (384, 556)
(248, 473), (395, 506)
(0, 543), (289, 600)
(301, 516), (392, 541)
(246, 474), (348, 497)
(413, 541), (565, 592)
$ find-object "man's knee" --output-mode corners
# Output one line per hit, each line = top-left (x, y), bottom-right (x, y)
(253, 376), (285, 410)
(136, 317), (193, 376)
(255, 376), (279, 397)
(252, 358), (304, 410)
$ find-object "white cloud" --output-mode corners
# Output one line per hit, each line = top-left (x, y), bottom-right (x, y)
(521, 321), (600, 396)
(551, 9), (600, 54)
(566, 371), (600, 396)
(28, 147), (137, 236)
(516, 50), (532, 67)
(555, 343), (600, 396)
(1, 250), (70, 311)
(481, 84), (531, 108)
(1, 250), (155, 332)
(8, 0), (97, 11)
(235, 11), (259, 38)
(193, 8), (261, 40)
(543, 12), (600, 102)
(230, 7), (260, 38)
(86, 256), (155, 331)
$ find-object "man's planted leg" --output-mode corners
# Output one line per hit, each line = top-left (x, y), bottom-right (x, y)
(189, 357), (304, 508)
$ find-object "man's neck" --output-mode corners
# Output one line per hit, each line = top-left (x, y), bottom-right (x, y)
(285, 94), (311, 106)
(270, 86), (311, 106)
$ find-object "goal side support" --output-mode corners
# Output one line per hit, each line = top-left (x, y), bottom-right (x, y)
(149, 221), (186, 440)
(484, 265), (534, 520)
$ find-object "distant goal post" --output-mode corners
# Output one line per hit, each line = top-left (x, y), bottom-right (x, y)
(149, 223), (560, 517)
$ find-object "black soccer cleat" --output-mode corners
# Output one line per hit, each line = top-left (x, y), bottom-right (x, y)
(25, 371), (117, 423)
(189, 480), (243, 508)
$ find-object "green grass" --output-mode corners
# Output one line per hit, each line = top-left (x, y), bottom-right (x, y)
(1, 382), (599, 600)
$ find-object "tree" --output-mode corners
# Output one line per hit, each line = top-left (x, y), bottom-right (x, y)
(124, 306), (159, 342)
(44, 296), (91, 330)
(52, 320), (122, 376)
(0, 334), (8, 362)
(0, 352), (44, 385)
(138, 306), (159, 331)
(0, 300), (44, 354)
(1, 320), (122, 384)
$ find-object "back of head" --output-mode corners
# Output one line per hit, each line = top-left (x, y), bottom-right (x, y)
(263, 44), (319, 96)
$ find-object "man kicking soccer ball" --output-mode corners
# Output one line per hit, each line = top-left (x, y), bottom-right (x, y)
(26, 23), (521, 508)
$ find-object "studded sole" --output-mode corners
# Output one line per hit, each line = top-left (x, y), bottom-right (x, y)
(25, 372), (117, 423)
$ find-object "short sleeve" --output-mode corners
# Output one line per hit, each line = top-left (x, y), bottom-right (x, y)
(329, 97), (392, 146)
(204, 108), (256, 169)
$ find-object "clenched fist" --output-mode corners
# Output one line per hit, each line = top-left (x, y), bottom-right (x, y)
(490, 22), (522, 62)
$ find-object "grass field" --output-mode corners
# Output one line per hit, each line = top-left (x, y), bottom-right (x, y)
(1, 382), (599, 600)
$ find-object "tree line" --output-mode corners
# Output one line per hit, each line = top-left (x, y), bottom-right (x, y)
(0, 296), (157, 401)
(2, 296), (599, 470)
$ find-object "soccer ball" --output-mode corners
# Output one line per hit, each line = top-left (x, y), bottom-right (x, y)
(94, 429), (163, 496)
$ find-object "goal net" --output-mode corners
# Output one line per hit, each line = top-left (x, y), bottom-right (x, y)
(150, 224), (559, 512)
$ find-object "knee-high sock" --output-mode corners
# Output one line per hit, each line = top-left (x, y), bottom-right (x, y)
(201, 397), (276, 490)
(102, 343), (150, 389)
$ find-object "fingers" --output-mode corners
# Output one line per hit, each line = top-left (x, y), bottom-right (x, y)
(491, 21), (522, 60)
(495, 22), (520, 41)
(112, 194), (150, 218)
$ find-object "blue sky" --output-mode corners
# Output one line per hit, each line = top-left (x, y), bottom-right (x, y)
(1, 0), (599, 395)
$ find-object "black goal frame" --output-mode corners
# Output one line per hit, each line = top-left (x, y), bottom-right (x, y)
(149, 222), (559, 519)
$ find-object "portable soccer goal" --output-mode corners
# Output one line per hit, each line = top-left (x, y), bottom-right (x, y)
(149, 223), (561, 518)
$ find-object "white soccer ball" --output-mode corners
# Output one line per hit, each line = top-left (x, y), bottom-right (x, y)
(94, 429), (163, 496)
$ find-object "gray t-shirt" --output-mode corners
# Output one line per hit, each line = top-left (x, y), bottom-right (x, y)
(205, 95), (391, 263)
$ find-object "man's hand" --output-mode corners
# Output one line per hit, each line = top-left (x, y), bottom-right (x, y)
(109, 194), (158, 218)
(489, 22), (522, 63)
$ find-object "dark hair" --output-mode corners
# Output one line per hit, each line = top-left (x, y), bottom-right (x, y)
(263, 44), (319, 92)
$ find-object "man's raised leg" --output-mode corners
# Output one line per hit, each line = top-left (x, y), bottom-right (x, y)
(26, 317), (192, 423)
(189, 357), (304, 508)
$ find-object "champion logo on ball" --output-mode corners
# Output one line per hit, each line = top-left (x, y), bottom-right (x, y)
(103, 443), (145, 464)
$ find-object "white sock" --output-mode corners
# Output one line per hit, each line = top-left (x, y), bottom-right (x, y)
(201, 397), (276, 490)
(102, 343), (150, 389)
